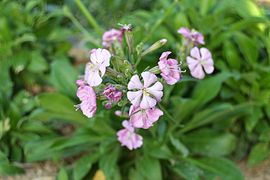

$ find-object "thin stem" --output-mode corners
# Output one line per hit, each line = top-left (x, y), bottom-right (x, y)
(75, 0), (103, 35)
(63, 6), (100, 46)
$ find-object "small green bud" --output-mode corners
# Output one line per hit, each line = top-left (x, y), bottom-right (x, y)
(141, 39), (167, 57)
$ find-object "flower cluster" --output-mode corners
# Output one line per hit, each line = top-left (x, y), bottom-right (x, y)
(75, 25), (214, 150)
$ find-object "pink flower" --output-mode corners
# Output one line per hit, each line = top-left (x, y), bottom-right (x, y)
(129, 105), (163, 129)
(103, 85), (122, 109)
(127, 72), (163, 109)
(158, 51), (181, 85)
(117, 120), (143, 150)
(178, 27), (204, 46)
(102, 29), (123, 48)
(76, 85), (97, 118)
(84, 48), (111, 87)
(187, 47), (214, 79)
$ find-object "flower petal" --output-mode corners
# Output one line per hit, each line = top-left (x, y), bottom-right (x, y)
(146, 82), (163, 101)
(190, 47), (201, 60)
(142, 72), (157, 88)
(128, 75), (143, 90)
(127, 90), (142, 107)
(84, 67), (102, 87)
(159, 51), (171, 61)
(140, 95), (157, 109)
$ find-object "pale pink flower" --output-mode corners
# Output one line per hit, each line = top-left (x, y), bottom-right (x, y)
(187, 47), (214, 79)
(102, 29), (123, 48)
(129, 105), (163, 129)
(117, 120), (143, 150)
(76, 85), (97, 118)
(84, 48), (111, 87)
(178, 27), (204, 46)
(127, 72), (163, 109)
(158, 51), (181, 85)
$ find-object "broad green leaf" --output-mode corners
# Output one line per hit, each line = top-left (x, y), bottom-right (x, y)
(36, 92), (88, 125)
(57, 167), (68, 180)
(170, 135), (189, 157)
(192, 72), (232, 107)
(99, 147), (120, 178)
(245, 106), (263, 133)
(181, 103), (252, 133)
(50, 60), (78, 98)
(0, 163), (25, 176)
(248, 142), (269, 166)
(172, 160), (202, 180)
(188, 157), (244, 180)
(136, 155), (162, 180)
(183, 130), (236, 156)
(73, 152), (99, 180)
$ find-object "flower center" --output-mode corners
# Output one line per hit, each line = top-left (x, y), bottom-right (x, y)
(142, 88), (150, 96)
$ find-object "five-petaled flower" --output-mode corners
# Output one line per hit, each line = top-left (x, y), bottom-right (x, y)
(84, 48), (111, 87)
(158, 51), (181, 85)
(117, 120), (143, 150)
(178, 27), (205, 46)
(187, 47), (214, 79)
(129, 105), (163, 129)
(127, 72), (163, 109)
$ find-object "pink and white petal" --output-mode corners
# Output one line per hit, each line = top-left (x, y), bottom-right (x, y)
(190, 47), (201, 60)
(187, 56), (199, 70)
(84, 69), (102, 87)
(190, 64), (205, 79)
(128, 75), (143, 90)
(159, 51), (171, 61)
(202, 61), (214, 74)
(142, 72), (157, 88)
(147, 82), (163, 101)
(99, 65), (106, 76)
(177, 27), (191, 37)
(127, 90), (142, 106)
(147, 108), (163, 123)
(130, 111), (144, 128)
(200, 48), (212, 60)
(100, 49), (111, 66)
(140, 95), (157, 109)
(80, 101), (96, 118)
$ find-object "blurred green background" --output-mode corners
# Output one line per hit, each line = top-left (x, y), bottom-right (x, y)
(0, 0), (270, 179)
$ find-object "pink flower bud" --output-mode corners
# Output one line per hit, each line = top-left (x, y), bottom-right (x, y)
(103, 85), (122, 104)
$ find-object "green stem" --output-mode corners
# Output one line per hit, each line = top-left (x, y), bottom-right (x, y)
(75, 0), (103, 35)
(63, 6), (100, 46)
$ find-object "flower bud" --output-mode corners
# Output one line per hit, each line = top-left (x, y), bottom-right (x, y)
(141, 39), (167, 57)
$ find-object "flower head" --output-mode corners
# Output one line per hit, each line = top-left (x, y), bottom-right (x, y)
(178, 27), (204, 46)
(84, 48), (111, 87)
(127, 72), (163, 109)
(158, 51), (181, 85)
(76, 84), (97, 118)
(102, 29), (123, 48)
(187, 47), (214, 79)
(129, 105), (163, 129)
(103, 85), (122, 103)
(117, 120), (143, 150)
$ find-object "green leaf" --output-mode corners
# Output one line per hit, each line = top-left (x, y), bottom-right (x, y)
(28, 51), (48, 73)
(0, 163), (25, 176)
(136, 155), (162, 180)
(181, 103), (252, 133)
(36, 92), (88, 125)
(188, 157), (244, 180)
(73, 152), (99, 180)
(183, 130), (236, 156)
(172, 160), (201, 180)
(245, 106), (263, 133)
(57, 167), (69, 180)
(192, 72), (232, 107)
(170, 135), (189, 157)
(50, 60), (78, 98)
(99, 147), (120, 178)
(248, 142), (269, 166)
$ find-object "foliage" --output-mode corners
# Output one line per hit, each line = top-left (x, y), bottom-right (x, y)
(0, 0), (269, 179)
